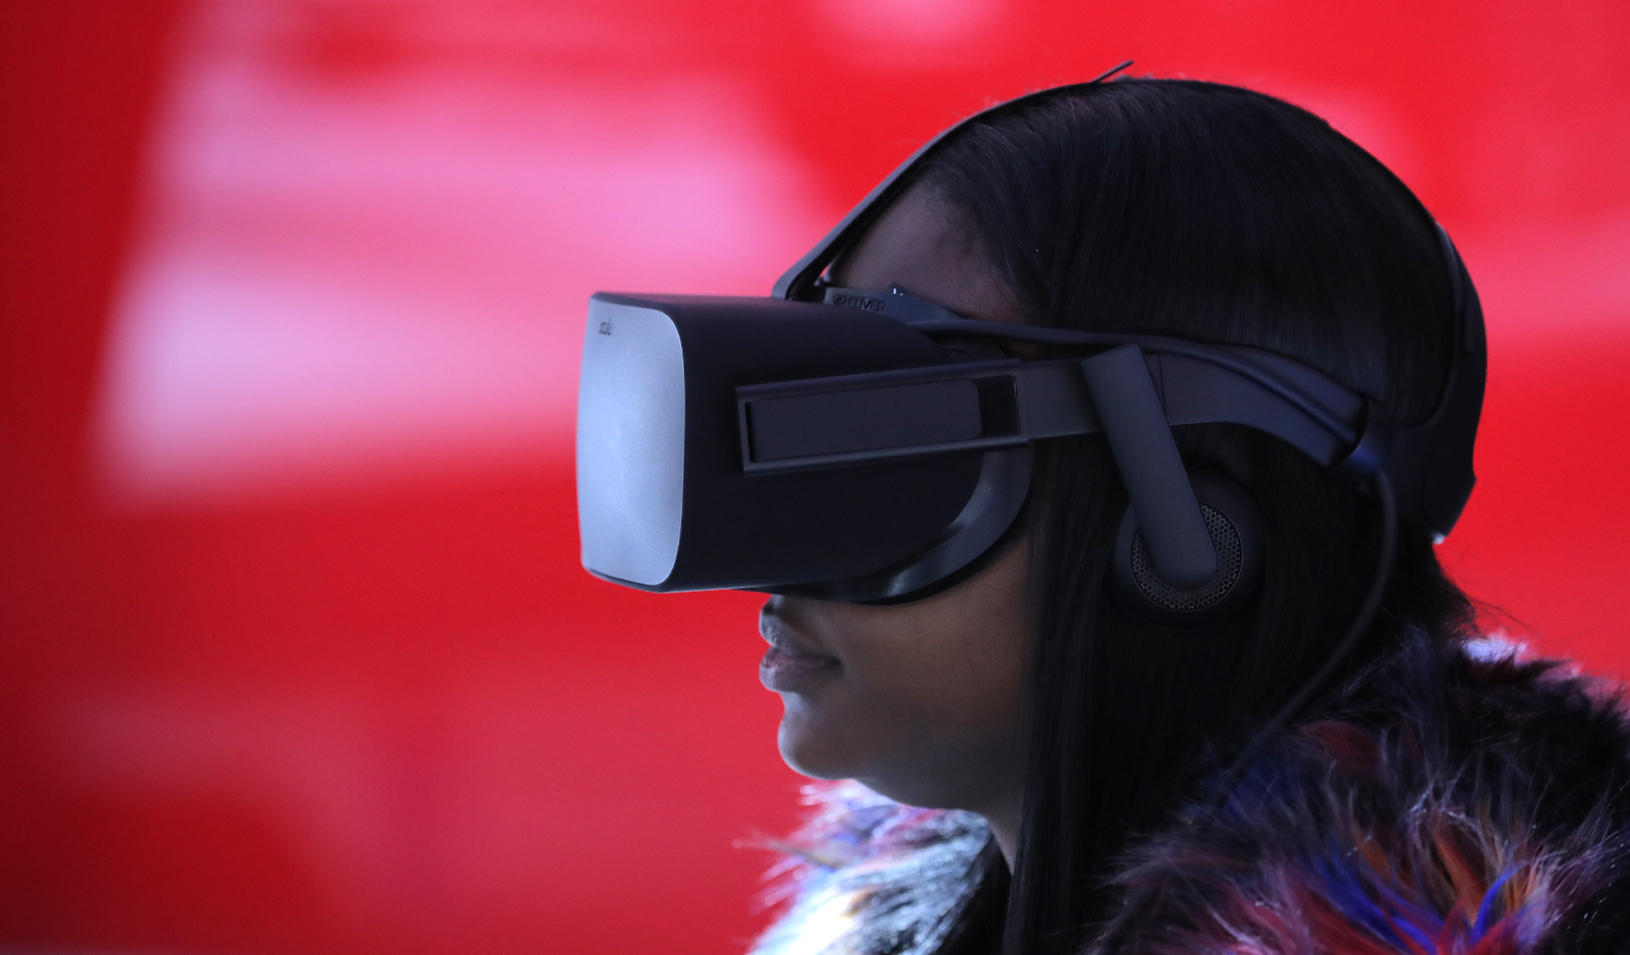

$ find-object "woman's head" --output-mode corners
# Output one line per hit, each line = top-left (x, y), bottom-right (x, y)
(760, 77), (1474, 952)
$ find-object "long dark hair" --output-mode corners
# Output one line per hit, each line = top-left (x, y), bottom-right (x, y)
(919, 79), (1475, 954)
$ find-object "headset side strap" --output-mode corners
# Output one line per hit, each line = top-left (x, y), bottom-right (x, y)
(1081, 345), (1217, 588)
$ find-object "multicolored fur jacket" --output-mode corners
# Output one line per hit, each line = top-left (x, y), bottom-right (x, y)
(749, 635), (1630, 955)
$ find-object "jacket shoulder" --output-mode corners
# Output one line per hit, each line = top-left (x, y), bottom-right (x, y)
(1095, 636), (1630, 955)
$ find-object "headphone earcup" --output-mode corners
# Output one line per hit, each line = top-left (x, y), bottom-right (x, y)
(1109, 470), (1264, 628)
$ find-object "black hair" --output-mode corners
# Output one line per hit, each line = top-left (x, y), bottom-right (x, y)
(917, 79), (1476, 954)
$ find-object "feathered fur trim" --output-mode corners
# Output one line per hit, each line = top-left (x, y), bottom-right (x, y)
(748, 782), (990, 955)
(750, 634), (1630, 955)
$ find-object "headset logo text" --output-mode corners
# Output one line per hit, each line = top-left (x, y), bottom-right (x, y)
(830, 293), (884, 313)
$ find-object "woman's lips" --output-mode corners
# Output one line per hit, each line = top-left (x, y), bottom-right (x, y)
(759, 605), (840, 693)
(760, 645), (840, 692)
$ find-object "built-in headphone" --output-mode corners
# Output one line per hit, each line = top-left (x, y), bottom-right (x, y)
(1110, 470), (1264, 627)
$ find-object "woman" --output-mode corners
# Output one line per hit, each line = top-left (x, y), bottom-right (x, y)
(743, 78), (1630, 954)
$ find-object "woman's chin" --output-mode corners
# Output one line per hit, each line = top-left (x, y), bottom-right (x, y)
(775, 706), (861, 781)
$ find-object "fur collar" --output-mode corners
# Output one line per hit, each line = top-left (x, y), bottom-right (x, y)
(748, 783), (991, 955)
(749, 636), (1630, 955)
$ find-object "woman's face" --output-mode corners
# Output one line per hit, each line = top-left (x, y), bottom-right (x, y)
(758, 183), (1032, 820)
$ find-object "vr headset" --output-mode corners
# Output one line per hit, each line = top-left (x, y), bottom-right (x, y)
(576, 67), (1486, 613)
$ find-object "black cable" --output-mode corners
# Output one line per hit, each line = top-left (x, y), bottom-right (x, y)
(1215, 470), (1398, 795)
(1272, 470), (1397, 727)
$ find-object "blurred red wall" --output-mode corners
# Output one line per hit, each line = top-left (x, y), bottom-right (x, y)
(2, 1), (1628, 953)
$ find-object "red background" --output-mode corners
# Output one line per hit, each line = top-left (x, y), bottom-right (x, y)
(3, 1), (1628, 953)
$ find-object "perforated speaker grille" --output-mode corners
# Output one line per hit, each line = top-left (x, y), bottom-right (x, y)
(1129, 504), (1243, 612)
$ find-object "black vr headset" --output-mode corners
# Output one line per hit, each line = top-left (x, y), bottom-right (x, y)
(575, 65), (1486, 627)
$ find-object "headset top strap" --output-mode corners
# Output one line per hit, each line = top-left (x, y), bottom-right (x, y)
(770, 61), (1132, 302)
